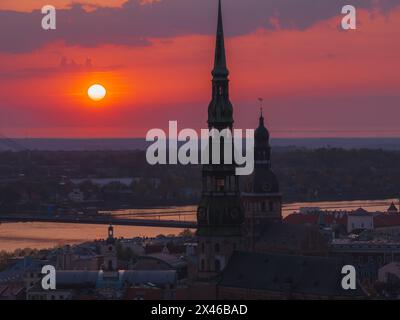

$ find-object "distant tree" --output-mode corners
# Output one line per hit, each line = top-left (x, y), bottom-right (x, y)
(179, 229), (195, 237)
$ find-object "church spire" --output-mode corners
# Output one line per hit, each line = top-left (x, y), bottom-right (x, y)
(208, 0), (233, 129)
(212, 0), (229, 78)
(258, 98), (264, 126)
(259, 109), (264, 127)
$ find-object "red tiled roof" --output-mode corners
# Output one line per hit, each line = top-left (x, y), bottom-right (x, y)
(285, 212), (400, 229)
(284, 213), (347, 227)
(284, 214), (318, 225)
(374, 214), (400, 228)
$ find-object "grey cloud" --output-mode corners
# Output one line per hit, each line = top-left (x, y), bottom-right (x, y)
(0, 57), (122, 79)
(0, 0), (399, 53)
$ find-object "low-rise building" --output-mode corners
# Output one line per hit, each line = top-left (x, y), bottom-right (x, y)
(330, 239), (400, 281)
(347, 208), (374, 233)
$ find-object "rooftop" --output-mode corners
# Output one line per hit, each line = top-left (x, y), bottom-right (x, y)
(219, 251), (366, 298)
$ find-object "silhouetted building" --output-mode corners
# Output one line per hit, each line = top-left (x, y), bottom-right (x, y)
(196, 0), (244, 279)
(387, 202), (399, 215)
(101, 225), (117, 271)
(218, 251), (366, 299)
(242, 110), (282, 250)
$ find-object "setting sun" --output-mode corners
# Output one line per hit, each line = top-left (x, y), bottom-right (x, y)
(88, 84), (106, 101)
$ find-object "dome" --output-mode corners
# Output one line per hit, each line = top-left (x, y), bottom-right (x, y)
(255, 115), (270, 143)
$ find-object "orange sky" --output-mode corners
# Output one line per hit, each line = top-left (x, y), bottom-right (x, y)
(0, 1), (399, 138)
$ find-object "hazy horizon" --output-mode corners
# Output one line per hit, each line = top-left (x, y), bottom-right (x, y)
(1, 137), (400, 151)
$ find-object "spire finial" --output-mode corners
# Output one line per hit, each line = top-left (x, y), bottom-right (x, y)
(258, 97), (264, 125)
(212, 0), (228, 78)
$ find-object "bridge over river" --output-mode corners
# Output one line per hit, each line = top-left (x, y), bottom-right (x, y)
(0, 214), (197, 229)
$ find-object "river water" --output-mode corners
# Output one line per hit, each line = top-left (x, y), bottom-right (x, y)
(0, 199), (398, 252)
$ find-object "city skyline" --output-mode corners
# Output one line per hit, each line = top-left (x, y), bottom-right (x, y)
(1, 0), (400, 304)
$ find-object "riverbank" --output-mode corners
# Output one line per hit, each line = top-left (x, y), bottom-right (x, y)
(0, 198), (397, 252)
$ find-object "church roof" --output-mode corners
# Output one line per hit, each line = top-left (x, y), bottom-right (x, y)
(351, 208), (371, 217)
(219, 251), (366, 298)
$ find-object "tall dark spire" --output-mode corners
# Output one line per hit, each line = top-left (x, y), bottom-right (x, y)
(259, 108), (264, 127)
(208, 0), (233, 129)
(212, 0), (229, 78)
(198, 0), (244, 279)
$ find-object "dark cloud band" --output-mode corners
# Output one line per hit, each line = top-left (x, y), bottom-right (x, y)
(0, 0), (398, 53)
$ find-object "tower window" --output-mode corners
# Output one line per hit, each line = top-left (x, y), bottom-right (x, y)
(261, 201), (266, 211)
(215, 243), (220, 253)
(201, 242), (205, 254)
(269, 201), (274, 211)
(201, 259), (205, 271)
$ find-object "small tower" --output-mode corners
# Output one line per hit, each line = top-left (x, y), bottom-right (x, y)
(242, 108), (282, 251)
(101, 224), (117, 271)
(387, 202), (399, 215)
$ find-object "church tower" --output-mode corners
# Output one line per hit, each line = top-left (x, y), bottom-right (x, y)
(242, 110), (282, 251)
(101, 224), (117, 271)
(197, 0), (244, 279)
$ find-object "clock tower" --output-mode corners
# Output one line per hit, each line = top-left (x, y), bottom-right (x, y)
(242, 110), (282, 251)
(196, 0), (245, 279)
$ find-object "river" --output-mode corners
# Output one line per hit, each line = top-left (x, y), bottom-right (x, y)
(0, 199), (398, 252)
